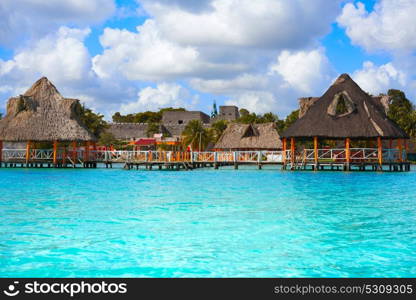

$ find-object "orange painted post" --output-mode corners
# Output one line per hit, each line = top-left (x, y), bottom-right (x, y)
(62, 148), (66, 165)
(314, 136), (318, 165)
(398, 139), (403, 162)
(92, 142), (97, 161)
(404, 139), (408, 162)
(345, 138), (350, 165)
(84, 141), (90, 162)
(25, 141), (31, 164)
(282, 138), (287, 164)
(290, 138), (295, 164)
(377, 137), (382, 167)
(72, 141), (77, 163)
(0, 140), (3, 163)
(53, 141), (58, 165)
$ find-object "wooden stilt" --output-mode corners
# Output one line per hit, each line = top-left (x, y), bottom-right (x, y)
(26, 141), (31, 164)
(398, 139), (403, 162)
(282, 137), (287, 165)
(404, 139), (408, 161)
(313, 136), (318, 165)
(290, 138), (295, 165)
(0, 140), (3, 163)
(377, 136), (382, 167)
(53, 141), (58, 165)
(72, 141), (77, 164)
(345, 138), (350, 168)
(84, 141), (90, 162)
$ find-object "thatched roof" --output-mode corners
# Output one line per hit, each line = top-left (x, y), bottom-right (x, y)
(214, 122), (282, 150)
(281, 74), (408, 140)
(0, 77), (96, 142)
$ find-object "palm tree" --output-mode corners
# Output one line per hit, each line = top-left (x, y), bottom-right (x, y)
(182, 120), (211, 151)
(210, 120), (228, 142)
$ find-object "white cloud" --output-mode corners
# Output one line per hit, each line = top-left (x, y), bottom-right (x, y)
(190, 74), (268, 94)
(352, 61), (407, 95)
(92, 20), (246, 81)
(225, 91), (278, 114)
(120, 83), (199, 114)
(338, 0), (416, 53)
(0, 0), (115, 46)
(1, 27), (92, 85)
(142, 0), (341, 49)
(269, 48), (334, 94)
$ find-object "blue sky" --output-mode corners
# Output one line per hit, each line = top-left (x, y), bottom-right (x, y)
(0, 0), (415, 119)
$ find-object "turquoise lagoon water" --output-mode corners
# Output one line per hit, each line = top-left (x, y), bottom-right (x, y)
(0, 165), (415, 277)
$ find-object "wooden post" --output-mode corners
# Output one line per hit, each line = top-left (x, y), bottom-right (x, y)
(72, 141), (77, 163)
(404, 139), (408, 162)
(345, 138), (350, 165)
(26, 141), (31, 164)
(0, 140), (3, 163)
(84, 141), (90, 162)
(398, 139), (403, 162)
(53, 141), (58, 165)
(282, 138), (287, 164)
(313, 136), (318, 165)
(377, 136), (382, 167)
(290, 138), (295, 164)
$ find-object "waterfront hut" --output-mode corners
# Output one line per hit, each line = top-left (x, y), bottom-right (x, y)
(0, 77), (96, 166)
(281, 73), (409, 170)
(213, 122), (282, 151)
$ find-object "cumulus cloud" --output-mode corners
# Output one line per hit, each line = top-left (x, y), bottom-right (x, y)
(0, 27), (92, 89)
(142, 0), (341, 49)
(338, 0), (416, 53)
(352, 61), (407, 95)
(0, 0), (115, 46)
(225, 91), (278, 114)
(269, 48), (334, 94)
(120, 83), (199, 113)
(190, 74), (268, 95)
(92, 20), (246, 81)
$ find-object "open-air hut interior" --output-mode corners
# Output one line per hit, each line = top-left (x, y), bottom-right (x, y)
(281, 73), (409, 166)
(214, 122), (282, 151)
(0, 77), (96, 164)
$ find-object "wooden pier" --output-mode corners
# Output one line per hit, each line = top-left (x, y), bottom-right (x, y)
(281, 148), (410, 172)
(0, 148), (411, 172)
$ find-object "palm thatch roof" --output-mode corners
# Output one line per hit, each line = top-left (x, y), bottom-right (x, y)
(214, 122), (282, 150)
(0, 77), (96, 142)
(281, 74), (409, 140)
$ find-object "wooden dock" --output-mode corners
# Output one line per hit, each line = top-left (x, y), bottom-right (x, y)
(0, 148), (411, 172)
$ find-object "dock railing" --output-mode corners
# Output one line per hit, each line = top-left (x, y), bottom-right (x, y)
(0, 148), (406, 165)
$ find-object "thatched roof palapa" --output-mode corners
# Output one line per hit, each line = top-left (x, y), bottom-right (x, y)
(0, 77), (96, 142)
(281, 74), (409, 140)
(214, 122), (282, 150)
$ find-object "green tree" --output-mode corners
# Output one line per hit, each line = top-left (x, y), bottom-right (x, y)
(239, 108), (249, 117)
(182, 120), (210, 151)
(387, 89), (416, 137)
(98, 131), (117, 146)
(259, 112), (278, 123)
(280, 109), (299, 132)
(78, 104), (108, 137)
(146, 123), (160, 137)
(210, 120), (228, 142)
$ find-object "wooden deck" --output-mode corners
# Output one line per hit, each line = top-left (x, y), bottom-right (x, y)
(0, 148), (411, 171)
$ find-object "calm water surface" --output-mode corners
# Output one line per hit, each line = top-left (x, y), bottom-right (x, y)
(0, 166), (415, 277)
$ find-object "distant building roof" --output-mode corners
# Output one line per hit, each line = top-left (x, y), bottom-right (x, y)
(214, 122), (281, 150)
